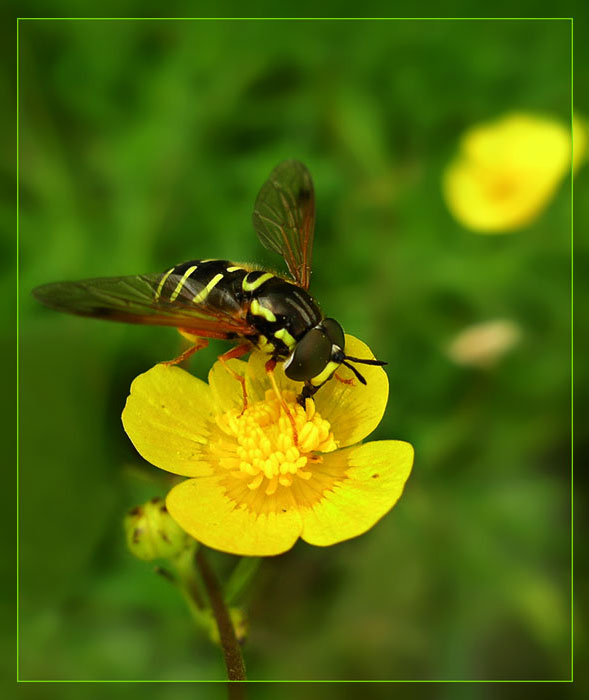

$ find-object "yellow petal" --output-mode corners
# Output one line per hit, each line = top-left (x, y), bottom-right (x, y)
(122, 364), (215, 477)
(300, 440), (414, 546)
(314, 335), (389, 447)
(443, 158), (560, 232)
(208, 357), (249, 414)
(462, 113), (569, 173)
(166, 477), (302, 556)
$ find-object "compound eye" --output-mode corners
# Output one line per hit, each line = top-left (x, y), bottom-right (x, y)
(284, 328), (332, 382)
(322, 318), (345, 350)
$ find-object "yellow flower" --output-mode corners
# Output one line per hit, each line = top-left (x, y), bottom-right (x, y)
(122, 335), (413, 557)
(443, 113), (576, 233)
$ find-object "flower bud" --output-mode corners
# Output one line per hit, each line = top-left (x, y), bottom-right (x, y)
(124, 497), (192, 561)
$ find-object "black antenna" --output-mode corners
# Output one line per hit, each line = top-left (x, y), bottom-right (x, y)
(333, 351), (387, 385)
(344, 355), (388, 367)
(341, 360), (367, 385)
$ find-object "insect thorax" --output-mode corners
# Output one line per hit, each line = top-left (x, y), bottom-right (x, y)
(163, 259), (323, 358)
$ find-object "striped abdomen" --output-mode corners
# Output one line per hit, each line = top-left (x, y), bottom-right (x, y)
(157, 259), (323, 358)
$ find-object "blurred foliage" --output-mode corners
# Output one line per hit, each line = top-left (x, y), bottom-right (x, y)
(11, 6), (581, 690)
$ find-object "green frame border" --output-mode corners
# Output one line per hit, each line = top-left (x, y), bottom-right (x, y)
(15, 15), (575, 684)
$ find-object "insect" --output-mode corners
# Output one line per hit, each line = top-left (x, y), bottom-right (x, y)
(33, 160), (385, 424)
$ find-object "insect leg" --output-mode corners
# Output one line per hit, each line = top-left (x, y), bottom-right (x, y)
(297, 381), (319, 407)
(218, 343), (251, 412)
(160, 336), (209, 366)
(265, 358), (298, 446)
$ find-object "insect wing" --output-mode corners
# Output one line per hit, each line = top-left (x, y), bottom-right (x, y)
(32, 273), (257, 336)
(252, 159), (315, 290)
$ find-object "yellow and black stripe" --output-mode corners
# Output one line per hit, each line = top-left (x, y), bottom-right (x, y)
(156, 259), (323, 360)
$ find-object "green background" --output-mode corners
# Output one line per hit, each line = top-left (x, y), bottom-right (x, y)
(14, 12), (579, 690)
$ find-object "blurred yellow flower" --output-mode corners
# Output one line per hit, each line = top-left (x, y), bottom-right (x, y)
(447, 319), (522, 369)
(122, 336), (413, 556)
(443, 113), (581, 233)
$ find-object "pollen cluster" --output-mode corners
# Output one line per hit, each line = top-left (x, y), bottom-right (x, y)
(214, 390), (337, 496)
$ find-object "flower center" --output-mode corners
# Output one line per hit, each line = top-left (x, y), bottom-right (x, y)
(486, 170), (519, 201)
(214, 390), (337, 496)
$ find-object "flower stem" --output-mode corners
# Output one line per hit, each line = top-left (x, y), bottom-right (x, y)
(195, 547), (247, 682)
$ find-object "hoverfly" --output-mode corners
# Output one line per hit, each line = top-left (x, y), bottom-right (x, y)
(33, 160), (385, 424)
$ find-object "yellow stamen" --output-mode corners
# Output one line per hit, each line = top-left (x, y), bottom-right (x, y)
(217, 389), (337, 496)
